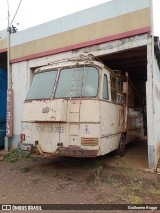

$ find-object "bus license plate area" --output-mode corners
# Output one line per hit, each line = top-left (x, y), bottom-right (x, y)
(34, 124), (64, 134)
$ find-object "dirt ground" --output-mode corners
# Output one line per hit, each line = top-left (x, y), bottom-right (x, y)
(0, 139), (160, 212)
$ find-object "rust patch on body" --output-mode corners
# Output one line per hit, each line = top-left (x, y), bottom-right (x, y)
(57, 146), (98, 157)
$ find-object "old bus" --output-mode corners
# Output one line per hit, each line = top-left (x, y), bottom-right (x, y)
(19, 54), (143, 157)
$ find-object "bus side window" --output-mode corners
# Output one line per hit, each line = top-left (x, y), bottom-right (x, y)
(110, 75), (117, 103)
(102, 74), (109, 100)
(117, 80), (123, 93)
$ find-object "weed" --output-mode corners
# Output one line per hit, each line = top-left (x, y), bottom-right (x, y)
(130, 182), (142, 193)
(22, 151), (31, 158)
(147, 178), (160, 188)
(128, 195), (143, 204)
(21, 164), (30, 173)
(85, 172), (101, 187)
(120, 186), (130, 195)
(103, 175), (115, 184)
(102, 193), (122, 204)
(120, 180), (142, 198)
(104, 197), (117, 204)
(4, 149), (21, 162)
(30, 156), (37, 162)
(4, 148), (33, 163)
(95, 166), (104, 179)
(80, 159), (101, 169)
(150, 189), (160, 196)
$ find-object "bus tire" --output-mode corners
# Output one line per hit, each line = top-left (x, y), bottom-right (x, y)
(116, 134), (126, 156)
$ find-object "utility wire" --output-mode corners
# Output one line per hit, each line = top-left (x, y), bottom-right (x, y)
(10, 0), (23, 25)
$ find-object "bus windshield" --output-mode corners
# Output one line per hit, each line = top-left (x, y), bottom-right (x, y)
(26, 70), (58, 100)
(55, 67), (99, 98)
(26, 66), (99, 100)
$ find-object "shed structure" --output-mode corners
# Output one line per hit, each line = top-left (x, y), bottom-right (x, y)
(0, 0), (160, 169)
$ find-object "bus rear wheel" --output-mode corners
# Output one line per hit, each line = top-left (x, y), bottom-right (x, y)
(116, 134), (126, 156)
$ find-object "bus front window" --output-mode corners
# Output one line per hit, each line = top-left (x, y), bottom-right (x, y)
(55, 67), (99, 98)
(26, 70), (58, 100)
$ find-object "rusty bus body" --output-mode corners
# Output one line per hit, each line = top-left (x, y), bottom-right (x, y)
(19, 55), (143, 157)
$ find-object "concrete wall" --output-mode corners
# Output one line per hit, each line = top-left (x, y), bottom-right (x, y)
(11, 61), (31, 147)
(147, 36), (160, 169)
(153, 49), (160, 167)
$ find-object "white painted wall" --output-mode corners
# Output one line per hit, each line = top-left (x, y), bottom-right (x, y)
(146, 37), (155, 169)
(147, 36), (160, 169)
(153, 53), (160, 165)
(11, 61), (31, 147)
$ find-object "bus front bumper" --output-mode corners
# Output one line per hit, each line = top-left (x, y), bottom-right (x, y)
(57, 146), (98, 157)
(19, 142), (98, 158)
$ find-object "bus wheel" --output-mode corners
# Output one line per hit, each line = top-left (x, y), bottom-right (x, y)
(116, 134), (126, 156)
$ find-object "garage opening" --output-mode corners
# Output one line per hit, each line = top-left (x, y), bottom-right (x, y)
(0, 51), (7, 149)
(98, 46), (148, 167)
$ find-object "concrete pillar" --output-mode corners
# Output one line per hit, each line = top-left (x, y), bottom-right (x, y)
(146, 36), (156, 169)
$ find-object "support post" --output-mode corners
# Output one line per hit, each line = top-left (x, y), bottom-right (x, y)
(146, 36), (156, 169)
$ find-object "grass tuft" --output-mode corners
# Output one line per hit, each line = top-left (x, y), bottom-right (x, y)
(4, 148), (33, 163)
(80, 159), (101, 169)
(128, 195), (143, 204)
(21, 164), (30, 173)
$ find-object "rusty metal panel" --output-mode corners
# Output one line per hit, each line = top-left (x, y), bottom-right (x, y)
(57, 146), (98, 157)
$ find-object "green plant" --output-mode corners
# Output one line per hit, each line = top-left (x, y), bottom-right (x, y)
(21, 164), (30, 173)
(80, 159), (101, 169)
(4, 149), (21, 162)
(130, 182), (142, 193)
(104, 175), (115, 184)
(4, 148), (33, 163)
(120, 186), (130, 195)
(104, 197), (117, 204)
(128, 195), (143, 204)
(95, 166), (104, 179)
(150, 189), (160, 196)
